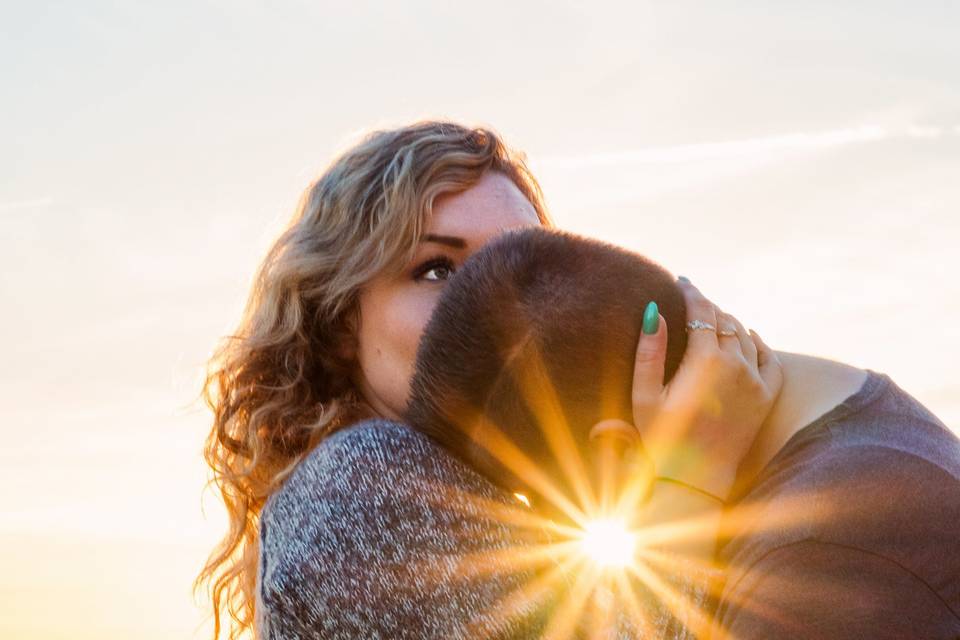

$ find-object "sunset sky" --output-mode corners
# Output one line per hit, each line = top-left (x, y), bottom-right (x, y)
(2, 1), (958, 638)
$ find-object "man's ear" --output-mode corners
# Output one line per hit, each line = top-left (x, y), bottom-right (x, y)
(588, 419), (640, 447)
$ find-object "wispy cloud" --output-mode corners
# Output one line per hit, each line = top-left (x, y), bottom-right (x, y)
(533, 123), (956, 169)
(0, 196), (55, 212)
(529, 122), (960, 210)
(904, 124), (945, 139)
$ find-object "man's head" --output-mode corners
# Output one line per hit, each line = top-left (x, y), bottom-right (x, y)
(404, 226), (688, 506)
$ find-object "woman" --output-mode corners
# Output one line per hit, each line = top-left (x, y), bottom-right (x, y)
(195, 121), (782, 639)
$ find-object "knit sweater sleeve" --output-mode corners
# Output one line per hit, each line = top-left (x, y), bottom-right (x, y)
(255, 419), (715, 639)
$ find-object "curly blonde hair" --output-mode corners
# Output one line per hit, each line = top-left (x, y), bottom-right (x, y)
(194, 120), (555, 639)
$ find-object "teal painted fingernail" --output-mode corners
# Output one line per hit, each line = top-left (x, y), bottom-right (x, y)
(677, 275), (690, 283)
(642, 301), (659, 334)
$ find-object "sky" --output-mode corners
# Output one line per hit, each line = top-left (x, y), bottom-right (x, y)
(1, 1), (958, 638)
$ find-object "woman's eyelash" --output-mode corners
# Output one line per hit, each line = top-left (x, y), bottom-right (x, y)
(412, 255), (456, 281)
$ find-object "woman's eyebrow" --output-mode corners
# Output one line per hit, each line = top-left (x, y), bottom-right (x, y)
(421, 234), (466, 249)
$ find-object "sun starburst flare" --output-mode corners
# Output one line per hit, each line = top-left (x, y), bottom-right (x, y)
(427, 332), (821, 638)
(578, 518), (637, 568)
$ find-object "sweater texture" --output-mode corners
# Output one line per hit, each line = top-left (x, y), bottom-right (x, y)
(256, 419), (714, 639)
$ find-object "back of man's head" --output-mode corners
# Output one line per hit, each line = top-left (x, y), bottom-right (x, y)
(405, 226), (688, 503)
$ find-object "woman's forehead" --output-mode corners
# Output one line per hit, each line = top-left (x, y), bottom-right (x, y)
(427, 173), (540, 248)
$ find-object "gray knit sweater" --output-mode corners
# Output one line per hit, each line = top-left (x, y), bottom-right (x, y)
(255, 419), (714, 639)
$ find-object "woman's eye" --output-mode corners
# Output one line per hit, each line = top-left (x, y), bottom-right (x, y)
(413, 257), (456, 282)
(424, 266), (452, 281)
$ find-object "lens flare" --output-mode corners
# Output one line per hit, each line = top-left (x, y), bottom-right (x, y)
(513, 492), (532, 508)
(579, 518), (636, 568)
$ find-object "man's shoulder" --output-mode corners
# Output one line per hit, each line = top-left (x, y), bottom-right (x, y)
(721, 387), (960, 613)
(824, 371), (960, 474)
(727, 439), (960, 546)
(717, 436), (960, 634)
(739, 370), (960, 524)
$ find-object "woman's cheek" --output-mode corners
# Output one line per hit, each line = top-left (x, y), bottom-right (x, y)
(406, 288), (445, 344)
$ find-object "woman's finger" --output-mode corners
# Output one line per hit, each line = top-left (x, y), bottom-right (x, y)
(631, 301), (667, 429)
(677, 279), (719, 355)
(715, 310), (745, 360)
(719, 309), (756, 367)
(750, 329), (783, 392)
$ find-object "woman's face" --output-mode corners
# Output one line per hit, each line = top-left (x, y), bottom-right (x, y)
(350, 170), (542, 422)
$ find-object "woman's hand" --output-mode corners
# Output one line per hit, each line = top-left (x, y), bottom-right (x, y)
(591, 277), (783, 501)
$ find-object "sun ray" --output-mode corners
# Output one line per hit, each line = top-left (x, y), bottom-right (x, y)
(417, 477), (559, 532)
(625, 558), (715, 638)
(461, 552), (590, 638)
(612, 570), (659, 637)
(467, 413), (591, 527)
(509, 338), (599, 516)
(538, 562), (605, 640)
(448, 539), (585, 582)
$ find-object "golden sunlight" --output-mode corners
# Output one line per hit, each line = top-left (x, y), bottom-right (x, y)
(513, 491), (532, 508)
(578, 518), (637, 569)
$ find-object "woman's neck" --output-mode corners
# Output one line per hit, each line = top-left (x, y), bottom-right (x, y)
(733, 351), (869, 490)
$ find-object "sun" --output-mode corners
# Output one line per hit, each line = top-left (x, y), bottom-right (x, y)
(578, 518), (637, 568)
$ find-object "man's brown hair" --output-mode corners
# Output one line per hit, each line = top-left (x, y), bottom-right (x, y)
(405, 226), (688, 502)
